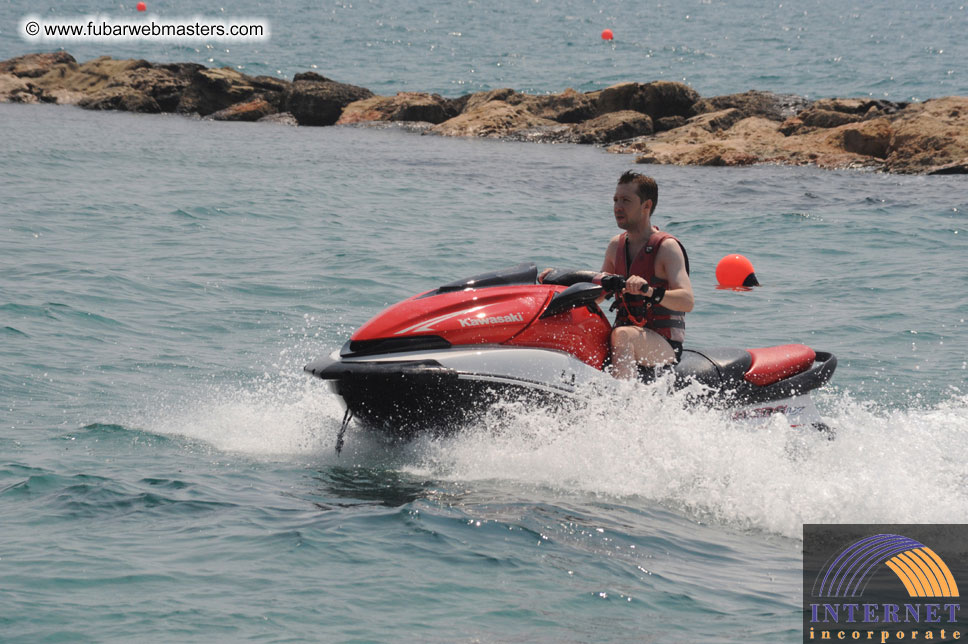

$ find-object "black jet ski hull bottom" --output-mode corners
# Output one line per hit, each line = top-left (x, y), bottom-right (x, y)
(306, 347), (837, 440)
(329, 369), (560, 440)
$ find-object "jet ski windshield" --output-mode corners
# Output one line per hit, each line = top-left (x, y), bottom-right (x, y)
(435, 262), (538, 293)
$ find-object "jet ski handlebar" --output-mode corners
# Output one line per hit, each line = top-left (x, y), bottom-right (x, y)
(541, 269), (626, 295)
(596, 274), (626, 295)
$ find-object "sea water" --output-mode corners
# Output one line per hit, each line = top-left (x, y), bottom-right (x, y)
(2, 0), (966, 99)
(2, 1), (968, 642)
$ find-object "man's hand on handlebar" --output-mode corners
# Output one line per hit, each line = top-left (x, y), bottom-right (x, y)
(597, 273), (626, 295)
(623, 275), (650, 296)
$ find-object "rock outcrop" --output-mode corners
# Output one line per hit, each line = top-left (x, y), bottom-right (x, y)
(283, 76), (373, 126)
(570, 110), (654, 144)
(336, 92), (455, 125)
(209, 97), (278, 122)
(0, 52), (77, 77)
(177, 67), (289, 116)
(589, 81), (700, 120)
(429, 100), (558, 138)
(882, 97), (968, 174)
(609, 95), (967, 173)
(690, 90), (810, 121)
(2, 52), (965, 174)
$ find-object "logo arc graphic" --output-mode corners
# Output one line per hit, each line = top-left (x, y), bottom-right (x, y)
(814, 533), (960, 599)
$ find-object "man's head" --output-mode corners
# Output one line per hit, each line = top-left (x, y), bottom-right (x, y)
(616, 170), (658, 213)
(613, 170), (658, 232)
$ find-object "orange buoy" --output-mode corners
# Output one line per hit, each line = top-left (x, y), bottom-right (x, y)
(601, 28), (614, 41)
(137, 1), (147, 10)
(716, 254), (760, 287)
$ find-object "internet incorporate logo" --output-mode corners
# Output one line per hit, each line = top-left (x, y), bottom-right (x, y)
(803, 525), (966, 644)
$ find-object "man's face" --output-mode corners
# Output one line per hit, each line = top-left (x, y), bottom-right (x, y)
(613, 183), (650, 230)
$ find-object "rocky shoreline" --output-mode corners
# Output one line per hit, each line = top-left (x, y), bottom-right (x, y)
(3, 52), (966, 175)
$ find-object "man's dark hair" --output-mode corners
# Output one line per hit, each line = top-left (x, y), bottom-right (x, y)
(617, 170), (658, 212)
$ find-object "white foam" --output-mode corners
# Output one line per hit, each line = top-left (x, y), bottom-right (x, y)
(138, 339), (968, 538)
(402, 381), (968, 539)
(137, 335), (350, 459)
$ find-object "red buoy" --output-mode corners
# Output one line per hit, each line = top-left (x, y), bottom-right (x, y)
(716, 254), (759, 287)
(601, 28), (614, 41)
(137, 2), (147, 11)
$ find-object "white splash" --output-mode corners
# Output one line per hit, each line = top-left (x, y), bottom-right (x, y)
(403, 382), (968, 539)
(138, 337), (968, 539)
(137, 335), (349, 458)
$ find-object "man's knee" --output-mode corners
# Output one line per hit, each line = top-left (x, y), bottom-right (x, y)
(611, 326), (638, 347)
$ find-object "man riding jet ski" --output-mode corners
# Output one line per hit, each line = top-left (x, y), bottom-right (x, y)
(306, 171), (835, 448)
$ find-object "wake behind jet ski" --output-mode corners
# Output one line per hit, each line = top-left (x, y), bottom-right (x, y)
(305, 263), (837, 448)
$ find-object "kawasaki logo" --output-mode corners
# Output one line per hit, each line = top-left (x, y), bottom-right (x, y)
(458, 313), (525, 328)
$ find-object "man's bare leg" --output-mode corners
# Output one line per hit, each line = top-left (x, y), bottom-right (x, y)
(610, 326), (676, 380)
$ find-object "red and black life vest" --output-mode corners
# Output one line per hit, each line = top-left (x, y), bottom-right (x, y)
(613, 229), (689, 342)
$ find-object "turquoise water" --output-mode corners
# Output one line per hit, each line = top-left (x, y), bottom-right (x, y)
(2, 0), (966, 99)
(3, 1), (968, 641)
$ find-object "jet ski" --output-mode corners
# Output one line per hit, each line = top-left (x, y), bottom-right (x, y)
(305, 263), (837, 446)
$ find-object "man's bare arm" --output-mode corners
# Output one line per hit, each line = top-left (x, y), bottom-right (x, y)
(653, 242), (694, 312)
(601, 235), (621, 274)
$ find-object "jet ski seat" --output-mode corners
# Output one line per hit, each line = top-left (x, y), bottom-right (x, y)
(674, 344), (817, 390)
(674, 348), (752, 389)
(744, 344), (816, 386)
